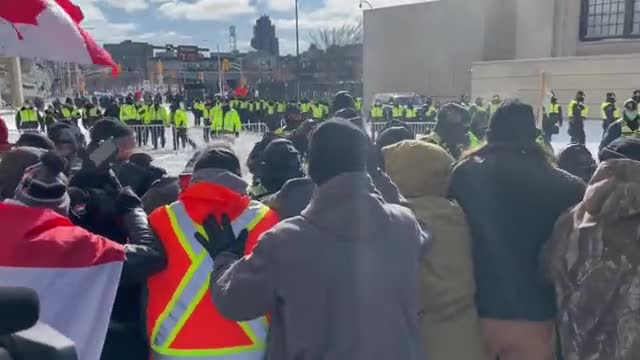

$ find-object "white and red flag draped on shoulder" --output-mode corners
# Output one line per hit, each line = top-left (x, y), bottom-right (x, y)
(0, 202), (126, 360)
(0, 0), (119, 76)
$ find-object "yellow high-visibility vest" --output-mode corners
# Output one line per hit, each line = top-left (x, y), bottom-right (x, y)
(568, 100), (589, 118)
(19, 108), (38, 122)
(601, 102), (621, 120)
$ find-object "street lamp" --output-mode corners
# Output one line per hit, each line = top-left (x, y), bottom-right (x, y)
(359, 0), (373, 9)
(295, 0), (300, 101)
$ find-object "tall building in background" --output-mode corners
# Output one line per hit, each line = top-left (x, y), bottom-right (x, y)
(251, 16), (280, 56)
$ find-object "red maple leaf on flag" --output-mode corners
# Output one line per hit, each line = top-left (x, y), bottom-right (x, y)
(55, 0), (84, 23)
(0, 0), (46, 39)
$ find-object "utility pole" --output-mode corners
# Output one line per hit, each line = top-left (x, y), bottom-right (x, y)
(295, 0), (300, 101)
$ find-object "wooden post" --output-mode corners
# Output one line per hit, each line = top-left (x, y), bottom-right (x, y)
(9, 57), (24, 107)
(536, 70), (547, 130)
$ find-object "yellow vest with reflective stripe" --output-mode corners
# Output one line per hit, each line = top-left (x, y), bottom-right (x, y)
(149, 201), (269, 360)
(371, 106), (384, 119)
(19, 108), (38, 122)
(617, 118), (640, 137)
(601, 102), (621, 120)
(405, 108), (418, 119)
(61, 106), (80, 119)
(549, 103), (561, 114)
(392, 106), (403, 118)
(568, 100), (589, 118)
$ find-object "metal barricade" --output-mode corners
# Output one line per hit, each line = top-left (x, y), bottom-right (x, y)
(369, 121), (436, 139)
(407, 122), (436, 136)
(243, 122), (270, 134)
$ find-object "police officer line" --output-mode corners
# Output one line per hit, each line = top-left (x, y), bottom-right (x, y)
(7, 122), (271, 152)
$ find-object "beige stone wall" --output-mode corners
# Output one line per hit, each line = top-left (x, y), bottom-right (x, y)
(363, 0), (487, 107)
(471, 54), (640, 118)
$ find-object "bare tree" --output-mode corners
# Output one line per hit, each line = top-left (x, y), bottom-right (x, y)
(309, 21), (363, 50)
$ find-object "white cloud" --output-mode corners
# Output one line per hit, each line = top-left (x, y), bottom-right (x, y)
(73, 0), (140, 43)
(267, 0), (295, 12)
(138, 31), (194, 44)
(272, 0), (427, 31)
(102, 0), (149, 13)
(273, 0), (361, 31)
(157, 0), (256, 21)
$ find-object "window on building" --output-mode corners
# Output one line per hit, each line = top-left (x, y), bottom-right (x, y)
(581, 0), (640, 39)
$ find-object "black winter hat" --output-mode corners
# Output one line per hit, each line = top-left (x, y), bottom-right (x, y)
(15, 132), (55, 150)
(260, 139), (303, 192)
(90, 118), (134, 143)
(487, 98), (537, 144)
(558, 144), (596, 184)
(308, 119), (369, 185)
(47, 122), (78, 153)
(193, 146), (241, 176)
(14, 151), (70, 215)
(332, 91), (355, 114)
(599, 136), (640, 162)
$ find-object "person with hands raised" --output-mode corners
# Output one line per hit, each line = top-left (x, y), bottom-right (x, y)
(195, 214), (249, 261)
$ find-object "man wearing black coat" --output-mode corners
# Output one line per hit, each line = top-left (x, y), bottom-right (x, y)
(449, 99), (585, 360)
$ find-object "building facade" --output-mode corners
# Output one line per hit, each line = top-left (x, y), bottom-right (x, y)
(363, 0), (640, 111)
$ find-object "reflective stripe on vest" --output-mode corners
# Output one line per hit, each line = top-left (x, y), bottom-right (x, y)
(19, 109), (38, 122)
(619, 120), (640, 137)
(151, 201), (269, 359)
(549, 104), (560, 114)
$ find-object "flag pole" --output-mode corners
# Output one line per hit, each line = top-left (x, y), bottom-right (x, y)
(217, 45), (223, 97)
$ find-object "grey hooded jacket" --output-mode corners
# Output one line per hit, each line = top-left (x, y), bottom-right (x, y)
(209, 172), (428, 360)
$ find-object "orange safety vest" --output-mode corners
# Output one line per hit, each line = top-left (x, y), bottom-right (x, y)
(148, 181), (279, 360)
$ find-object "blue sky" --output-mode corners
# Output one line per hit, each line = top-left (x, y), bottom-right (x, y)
(76, 0), (421, 55)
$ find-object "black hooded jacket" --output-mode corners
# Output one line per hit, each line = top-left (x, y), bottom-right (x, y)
(449, 143), (585, 321)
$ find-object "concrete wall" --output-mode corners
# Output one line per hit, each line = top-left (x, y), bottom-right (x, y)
(363, 0), (640, 108)
(472, 54), (640, 116)
(363, 0), (487, 107)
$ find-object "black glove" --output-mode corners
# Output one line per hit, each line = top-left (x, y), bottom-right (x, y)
(116, 186), (142, 215)
(195, 214), (248, 259)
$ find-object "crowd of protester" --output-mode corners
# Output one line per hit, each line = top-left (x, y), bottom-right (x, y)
(1, 90), (640, 360)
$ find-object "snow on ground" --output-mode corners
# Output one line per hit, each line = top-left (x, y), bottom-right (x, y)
(2, 109), (604, 177)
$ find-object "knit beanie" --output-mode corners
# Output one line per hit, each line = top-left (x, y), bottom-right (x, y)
(90, 118), (134, 143)
(14, 151), (70, 216)
(332, 91), (355, 114)
(308, 119), (369, 185)
(0, 146), (46, 199)
(47, 122), (78, 153)
(599, 136), (640, 162)
(558, 144), (596, 184)
(487, 99), (537, 143)
(15, 132), (55, 150)
(193, 146), (241, 176)
(260, 139), (304, 192)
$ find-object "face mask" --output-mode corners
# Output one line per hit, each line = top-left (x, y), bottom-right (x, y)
(626, 111), (639, 119)
(577, 97), (585, 102)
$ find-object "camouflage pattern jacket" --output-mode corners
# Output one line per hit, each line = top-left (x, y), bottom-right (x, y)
(547, 159), (640, 360)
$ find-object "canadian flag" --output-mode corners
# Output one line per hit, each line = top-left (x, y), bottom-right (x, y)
(0, 0), (118, 75)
